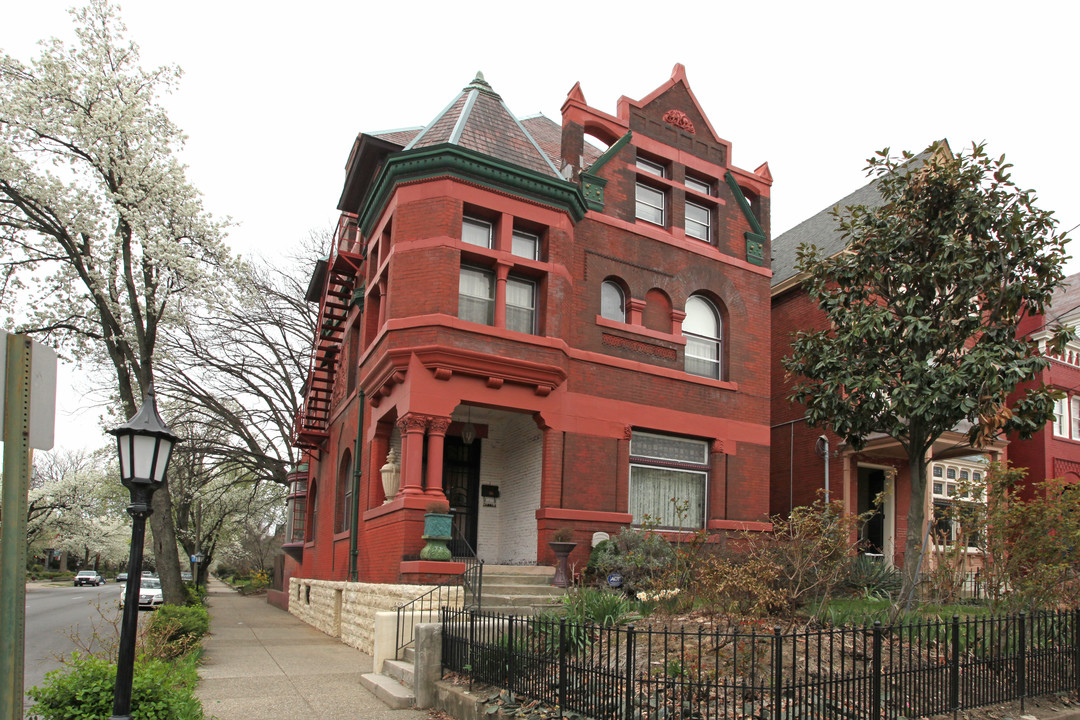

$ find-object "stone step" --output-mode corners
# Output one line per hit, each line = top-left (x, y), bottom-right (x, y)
(483, 564), (555, 576)
(482, 593), (567, 608)
(401, 645), (415, 663)
(383, 658), (415, 687)
(359, 672), (415, 710)
(482, 583), (565, 596)
(482, 574), (556, 587)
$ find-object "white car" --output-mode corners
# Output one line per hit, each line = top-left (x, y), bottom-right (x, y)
(73, 570), (105, 586)
(119, 576), (164, 610)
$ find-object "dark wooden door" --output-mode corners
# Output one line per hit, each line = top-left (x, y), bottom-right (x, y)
(443, 437), (480, 557)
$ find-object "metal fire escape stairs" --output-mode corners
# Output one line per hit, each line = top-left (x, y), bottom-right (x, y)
(293, 214), (363, 451)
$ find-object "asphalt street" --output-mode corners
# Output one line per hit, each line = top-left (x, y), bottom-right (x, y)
(23, 580), (124, 706)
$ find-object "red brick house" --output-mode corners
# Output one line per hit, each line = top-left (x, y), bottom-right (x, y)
(769, 143), (1006, 570)
(1006, 272), (1080, 495)
(284, 66), (774, 586)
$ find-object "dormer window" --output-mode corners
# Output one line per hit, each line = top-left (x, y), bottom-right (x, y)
(462, 216), (493, 248)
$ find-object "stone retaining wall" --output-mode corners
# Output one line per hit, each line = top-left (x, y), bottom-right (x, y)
(288, 578), (446, 654)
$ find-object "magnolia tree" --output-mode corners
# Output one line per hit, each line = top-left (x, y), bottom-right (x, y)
(784, 143), (1073, 603)
(0, 1), (231, 603)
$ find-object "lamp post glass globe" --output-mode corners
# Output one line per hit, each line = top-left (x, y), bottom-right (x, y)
(108, 390), (180, 720)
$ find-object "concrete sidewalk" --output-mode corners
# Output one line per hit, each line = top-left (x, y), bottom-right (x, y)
(197, 578), (427, 720)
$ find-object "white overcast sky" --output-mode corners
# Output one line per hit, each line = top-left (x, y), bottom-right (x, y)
(4, 0), (1078, 451)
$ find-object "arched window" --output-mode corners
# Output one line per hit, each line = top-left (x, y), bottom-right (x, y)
(601, 281), (625, 322)
(335, 451), (352, 534)
(683, 295), (721, 379)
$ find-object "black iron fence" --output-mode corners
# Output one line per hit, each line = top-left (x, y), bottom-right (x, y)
(441, 607), (1080, 720)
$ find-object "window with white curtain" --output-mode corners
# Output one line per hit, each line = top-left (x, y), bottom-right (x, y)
(506, 277), (536, 334)
(601, 281), (625, 322)
(628, 431), (708, 529)
(458, 266), (494, 325)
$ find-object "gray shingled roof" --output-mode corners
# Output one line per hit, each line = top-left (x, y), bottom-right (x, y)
(772, 147), (940, 288)
(771, 180), (885, 287)
(404, 73), (560, 178)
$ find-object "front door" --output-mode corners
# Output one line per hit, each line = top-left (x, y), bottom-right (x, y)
(443, 437), (480, 557)
(858, 467), (886, 555)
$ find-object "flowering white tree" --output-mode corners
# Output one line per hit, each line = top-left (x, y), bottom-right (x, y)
(0, 1), (232, 603)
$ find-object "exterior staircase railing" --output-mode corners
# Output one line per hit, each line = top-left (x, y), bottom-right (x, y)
(394, 521), (483, 660)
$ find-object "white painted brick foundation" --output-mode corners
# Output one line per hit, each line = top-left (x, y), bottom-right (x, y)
(475, 412), (542, 564)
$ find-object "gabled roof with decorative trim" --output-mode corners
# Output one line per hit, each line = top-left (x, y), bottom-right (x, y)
(404, 72), (561, 178)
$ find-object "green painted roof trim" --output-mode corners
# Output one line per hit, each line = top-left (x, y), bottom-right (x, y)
(724, 171), (767, 267)
(357, 144), (589, 236)
(584, 131), (633, 176)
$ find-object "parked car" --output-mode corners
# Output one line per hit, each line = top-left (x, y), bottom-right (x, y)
(119, 576), (163, 610)
(73, 570), (105, 587)
(116, 572), (128, 583)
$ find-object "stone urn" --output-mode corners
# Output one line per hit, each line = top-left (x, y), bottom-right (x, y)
(548, 538), (577, 588)
(380, 449), (400, 503)
(420, 508), (453, 561)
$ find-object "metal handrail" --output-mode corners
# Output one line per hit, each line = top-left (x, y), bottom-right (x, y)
(394, 521), (483, 660)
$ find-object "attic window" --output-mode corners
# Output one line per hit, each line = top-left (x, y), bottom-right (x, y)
(685, 176), (712, 196)
(636, 158), (665, 178)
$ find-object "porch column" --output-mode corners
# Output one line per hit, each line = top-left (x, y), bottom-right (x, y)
(377, 278), (388, 329)
(369, 422), (391, 506)
(493, 261), (512, 329)
(396, 414), (427, 496)
(539, 421), (564, 508)
(425, 416), (451, 498)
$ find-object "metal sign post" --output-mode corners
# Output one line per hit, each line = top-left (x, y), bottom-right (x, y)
(0, 332), (57, 720)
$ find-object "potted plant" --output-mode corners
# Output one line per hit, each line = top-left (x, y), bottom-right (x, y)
(548, 527), (577, 588)
(420, 499), (453, 561)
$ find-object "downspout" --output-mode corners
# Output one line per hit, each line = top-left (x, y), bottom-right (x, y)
(347, 389), (364, 582)
(348, 288), (366, 583)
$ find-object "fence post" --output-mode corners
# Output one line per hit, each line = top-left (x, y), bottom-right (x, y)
(468, 609), (476, 692)
(559, 618), (567, 711)
(950, 615), (960, 720)
(625, 625), (636, 720)
(507, 614), (516, 690)
(1074, 608), (1080, 701)
(772, 627), (783, 720)
(872, 622), (883, 720)
(1018, 612), (1027, 714)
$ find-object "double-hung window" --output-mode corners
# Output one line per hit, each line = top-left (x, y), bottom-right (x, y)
(1054, 396), (1069, 437)
(459, 266), (495, 325)
(685, 200), (710, 241)
(1071, 396), (1080, 439)
(635, 158), (666, 226)
(685, 176), (711, 195)
(506, 277), (536, 334)
(462, 216), (493, 248)
(683, 295), (721, 379)
(629, 431), (708, 529)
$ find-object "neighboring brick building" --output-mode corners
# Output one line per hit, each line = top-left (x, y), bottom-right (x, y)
(769, 143), (1006, 570)
(285, 66), (774, 586)
(1007, 272), (1080, 494)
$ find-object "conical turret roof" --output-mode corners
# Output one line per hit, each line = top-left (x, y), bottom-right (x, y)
(405, 72), (560, 178)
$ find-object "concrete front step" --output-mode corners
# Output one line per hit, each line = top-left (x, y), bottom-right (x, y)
(359, 671), (415, 710)
(482, 582), (565, 596)
(383, 658), (415, 687)
(483, 564), (555, 576)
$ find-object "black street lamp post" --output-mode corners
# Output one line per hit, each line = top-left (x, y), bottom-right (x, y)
(108, 391), (180, 720)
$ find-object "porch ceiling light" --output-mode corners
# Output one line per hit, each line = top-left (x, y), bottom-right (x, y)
(462, 407), (476, 445)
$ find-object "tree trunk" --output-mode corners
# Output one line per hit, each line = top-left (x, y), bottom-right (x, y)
(150, 482), (186, 605)
(900, 434), (929, 604)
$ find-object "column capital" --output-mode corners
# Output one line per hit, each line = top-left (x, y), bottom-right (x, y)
(397, 413), (428, 435)
(427, 416), (452, 436)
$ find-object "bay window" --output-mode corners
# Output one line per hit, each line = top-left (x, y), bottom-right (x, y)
(459, 266), (495, 325)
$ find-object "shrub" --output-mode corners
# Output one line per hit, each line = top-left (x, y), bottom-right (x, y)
(586, 528), (674, 594)
(27, 653), (204, 720)
(145, 604), (210, 659)
(184, 583), (207, 607)
(844, 555), (902, 599)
